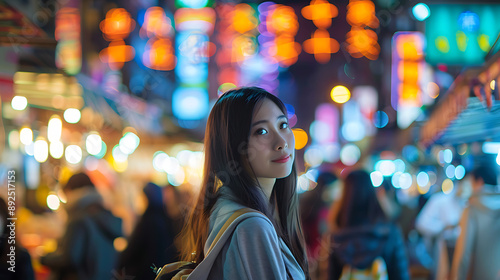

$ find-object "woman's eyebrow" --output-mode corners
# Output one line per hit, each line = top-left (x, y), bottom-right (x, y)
(251, 115), (287, 127)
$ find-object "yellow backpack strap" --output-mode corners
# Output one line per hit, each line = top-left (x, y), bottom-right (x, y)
(207, 208), (257, 254)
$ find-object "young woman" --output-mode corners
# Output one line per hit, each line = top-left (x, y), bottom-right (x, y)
(327, 169), (409, 279)
(180, 87), (309, 279)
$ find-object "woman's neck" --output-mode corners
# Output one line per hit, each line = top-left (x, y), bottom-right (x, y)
(256, 177), (276, 201)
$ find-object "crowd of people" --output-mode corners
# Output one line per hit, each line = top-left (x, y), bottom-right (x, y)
(1, 87), (500, 279)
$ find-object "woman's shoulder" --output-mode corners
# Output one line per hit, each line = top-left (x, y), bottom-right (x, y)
(234, 213), (275, 234)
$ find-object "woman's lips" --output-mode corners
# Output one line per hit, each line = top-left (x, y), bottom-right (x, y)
(272, 155), (290, 163)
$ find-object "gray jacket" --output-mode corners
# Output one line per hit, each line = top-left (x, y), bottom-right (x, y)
(204, 188), (305, 279)
(450, 186), (500, 280)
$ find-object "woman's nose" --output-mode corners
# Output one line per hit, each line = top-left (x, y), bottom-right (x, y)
(275, 134), (288, 151)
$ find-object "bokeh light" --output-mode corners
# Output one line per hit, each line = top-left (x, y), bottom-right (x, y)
(86, 134), (103, 156)
(292, 128), (308, 150)
(64, 108), (81, 124)
(50, 141), (64, 159)
(340, 144), (360, 166)
(48, 116), (62, 143)
(370, 171), (383, 187)
(34, 138), (49, 163)
(47, 193), (61, 211)
(217, 82), (237, 96)
(331, 85), (351, 104)
(373, 111), (389, 128)
(443, 149), (453, 163)
(119, 132), (140, 155)
(375, 160), (395, 176)
(445, 165), (455, 179)
(399, 173), (412, 189)
(112, 145), (128, 163)
(455, 165), (465, 180)
(417, 171), (429, 187)
(11, 96), (28, 111)
(412, 3), (430, 21)
(20, 127), (33, 145)
(65, 145), (82, 164)
(304, 145), (324, 167)
(442, 179), (454, 194)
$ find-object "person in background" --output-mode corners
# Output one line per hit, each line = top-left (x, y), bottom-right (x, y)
(0, 197), (35, 280)
(116, 182), (179, 279)
(300, 170), (337, 276)
(415, 181), (466, 279)
(41, 172), (123, 280)
(377, 179), (402, 222)
(327, 169), (409, 280)
(450, 164), (500, 280)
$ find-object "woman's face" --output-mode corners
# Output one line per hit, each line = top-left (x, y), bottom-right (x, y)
(247, 98), (295, 179)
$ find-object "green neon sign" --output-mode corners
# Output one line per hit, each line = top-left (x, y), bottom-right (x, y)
(425, 4), (500, 66)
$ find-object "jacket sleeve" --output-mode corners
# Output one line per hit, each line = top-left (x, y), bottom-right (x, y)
(40, 218), (87, 270)
(450, 207), (474, 280)
(387, 225), (410, 280)
(222, 216), (288, 280)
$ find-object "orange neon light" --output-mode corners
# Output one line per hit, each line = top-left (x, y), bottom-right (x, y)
(141, 7), (173, 39)
(143, 38), (176, 71)
(301, 0), (338, 29)
(396, 34), (424, 60)
(303, 29), (339, 64)
(346, 28), (380, 60)
(99, 8), (135, 41)
(270, 36), (301, 67)
(346, 0), (379, 29)
(398, 82), (420, 105)
(232, 4), (258, 34)
(99, 40), (135, 70)
(268, 5), (299, 36)
(397, 61), (419, 83)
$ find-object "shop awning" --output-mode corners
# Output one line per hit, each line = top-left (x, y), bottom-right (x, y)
(419, 49), (500, 148)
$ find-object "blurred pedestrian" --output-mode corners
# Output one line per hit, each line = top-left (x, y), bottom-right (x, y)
(327, 169), (409, 280)
(300, 170), (337, 276)
(116, 182), (179, 279)
(415, 181), (465, 278)
(0, 196), (35, 280)
(450, 164), (500, 280)
(40, 172), (123, 280)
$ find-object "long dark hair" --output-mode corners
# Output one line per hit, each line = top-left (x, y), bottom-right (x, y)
(335, 169), (386, 228)
(180, 87), (309, 275)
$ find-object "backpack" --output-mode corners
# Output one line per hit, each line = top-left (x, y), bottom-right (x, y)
(153, 208), (258, 280)
(340, 257), (388, 280)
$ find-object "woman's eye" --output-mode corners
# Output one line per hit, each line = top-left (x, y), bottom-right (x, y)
(256, 128), (268, 135)
(280, 122), (289, 129)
